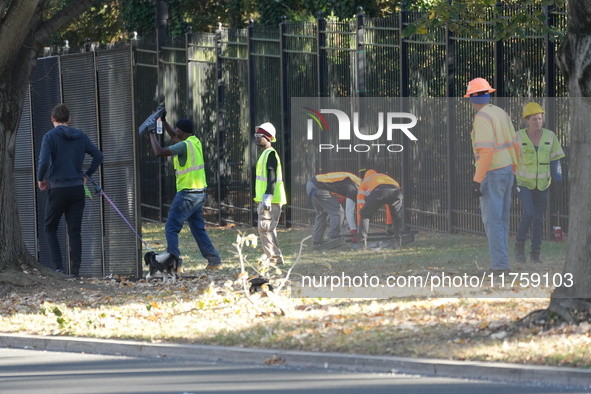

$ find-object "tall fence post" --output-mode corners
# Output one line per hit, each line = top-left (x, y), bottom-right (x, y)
(247, 20), (257, 227)
(545, 4), (558, 238)
(155, 1), (168, 106)
(356, 7), (366, 100)
(493, 1), (505, 97)
(356, 7), (368, 171)
(279, 16), (292, 226)
(317, 11), (327, 171)
(155, 1), (168, 223)
(545, 4), (557, 131)
(216, 22), (225, 225)
(399, 2), (411, 232)
(186, 26), (194, 121)
(445, 0), (456, 233)
(317, 12), (327, 98)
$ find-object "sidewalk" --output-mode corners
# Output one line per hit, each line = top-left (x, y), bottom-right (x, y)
(1, 333), (590, 389)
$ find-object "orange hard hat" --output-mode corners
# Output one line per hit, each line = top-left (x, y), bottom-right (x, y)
(464, 78), (496, 97)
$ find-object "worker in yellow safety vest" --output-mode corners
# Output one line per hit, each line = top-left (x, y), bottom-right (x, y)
(465, 77), (520, 274)
(356, 169), (404, 250)
(149, 114), (222, 271)
(514, 102), (565, 264)
(306, 172), (361, 250)
(254, 122), (287, 265)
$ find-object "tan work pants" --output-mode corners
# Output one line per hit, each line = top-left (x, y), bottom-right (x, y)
(257, 202), (283, 264)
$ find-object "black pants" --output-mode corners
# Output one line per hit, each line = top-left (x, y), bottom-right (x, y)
(45, 185), (85, 274)
(359, 184), (403, 246)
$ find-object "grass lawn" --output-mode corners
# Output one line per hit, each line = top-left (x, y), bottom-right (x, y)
(2, 222), (590, 368)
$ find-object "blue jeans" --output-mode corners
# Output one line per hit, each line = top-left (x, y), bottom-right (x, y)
(166, 190), (221, 264)
(516, 186), (548, 252)
(479, 166), (514, 270)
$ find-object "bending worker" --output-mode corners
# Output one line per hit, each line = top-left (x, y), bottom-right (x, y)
(357, 169), (404, 249)
(306, 172), (361, 250)
(514, 102), (565, 264)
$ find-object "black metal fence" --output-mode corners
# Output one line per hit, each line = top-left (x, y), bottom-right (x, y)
(136, 5), (569, 238)
(16, 49), (141, 277)
(20, 5), (570, 258)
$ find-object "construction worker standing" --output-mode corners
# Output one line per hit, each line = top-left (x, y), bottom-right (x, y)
(254, 122), (287, 265)
(357, 169), (403, 250)
(306, 172), (361, 250)
(465, 78), (520, 274)
(149, 115), (222, 270)
(514, 102), (565, 263)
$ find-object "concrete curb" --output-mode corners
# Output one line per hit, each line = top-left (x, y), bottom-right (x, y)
(1, 333), (590, 389)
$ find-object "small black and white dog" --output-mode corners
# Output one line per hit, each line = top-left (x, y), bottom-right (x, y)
(144, 251), (179, 283)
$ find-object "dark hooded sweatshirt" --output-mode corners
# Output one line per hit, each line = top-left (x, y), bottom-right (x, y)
(37, 125), (103, 189)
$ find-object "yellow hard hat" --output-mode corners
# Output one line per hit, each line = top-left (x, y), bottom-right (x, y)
(522, 102), (545, 119)
(464, 78), (496, 97)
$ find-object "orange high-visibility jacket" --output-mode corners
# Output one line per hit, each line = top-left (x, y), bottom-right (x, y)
(357, 169), (400, 225)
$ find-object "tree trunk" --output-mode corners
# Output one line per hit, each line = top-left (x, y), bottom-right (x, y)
(0, 71), (36, 273)
(552, 0), (591, 305)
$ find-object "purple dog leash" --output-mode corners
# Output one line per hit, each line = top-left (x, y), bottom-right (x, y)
(85, 175), (153, 252)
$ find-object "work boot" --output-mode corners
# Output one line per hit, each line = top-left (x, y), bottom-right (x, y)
(514, 242), (526, 263)
(206, 261), (223, 270)
(530, 250), (541, 264)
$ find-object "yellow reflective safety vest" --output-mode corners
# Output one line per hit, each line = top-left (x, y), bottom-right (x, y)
(315, 172), (361, 186)
(173, 136), (207, 192)
(516, 128), (565, 191)
(254, 147), (287, 204)
(471, 104), (520, 182)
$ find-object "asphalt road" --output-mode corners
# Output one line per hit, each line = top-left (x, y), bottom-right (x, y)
(0, 348), (585, 394)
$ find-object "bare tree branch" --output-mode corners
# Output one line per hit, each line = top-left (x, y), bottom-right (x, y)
(35, 0), (97, 45)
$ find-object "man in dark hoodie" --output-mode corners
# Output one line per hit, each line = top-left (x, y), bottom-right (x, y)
(37, 103), (103, 277)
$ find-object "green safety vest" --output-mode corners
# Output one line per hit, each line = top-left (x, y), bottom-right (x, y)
(516, 128), (565, 191)
(254, 147), (287, 205)
(173, 136), (207, 192)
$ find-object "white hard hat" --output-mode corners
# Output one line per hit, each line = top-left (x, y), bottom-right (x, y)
(256, 122), (276, 142)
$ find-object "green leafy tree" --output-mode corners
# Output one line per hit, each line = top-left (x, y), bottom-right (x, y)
(118, 0), (244, 37)
(403, 0), (565, 39)
(46, 0), (125, 47)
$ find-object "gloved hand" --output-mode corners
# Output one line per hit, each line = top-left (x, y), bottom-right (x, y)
(471, 181), (482, 198)
(262, 194), (272, 210)
(161, 109), (167, 123)
(350, 229), (358, 243)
